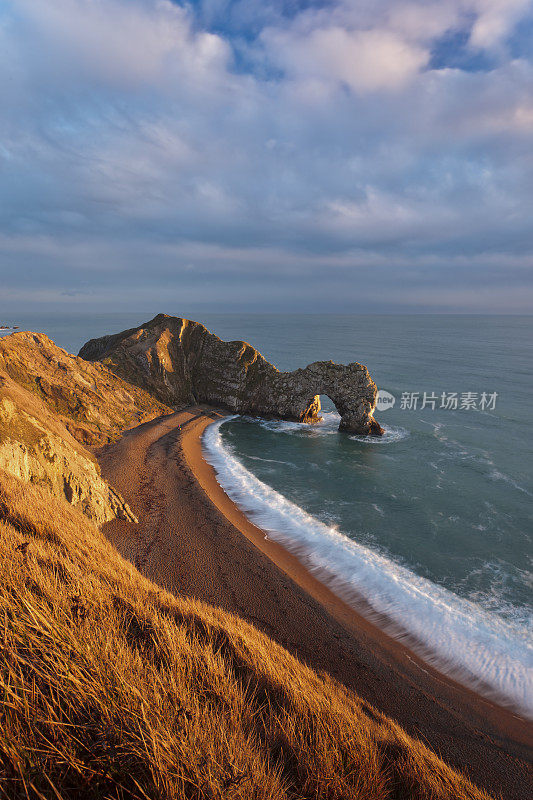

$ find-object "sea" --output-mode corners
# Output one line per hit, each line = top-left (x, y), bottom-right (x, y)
(3, 312), (532, 716)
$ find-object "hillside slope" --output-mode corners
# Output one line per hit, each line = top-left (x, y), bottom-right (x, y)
(0, 371), (138, 525)
(0, 331), (172, 524)
(0, 470), (492, 800)
(0, 332), (171, 447)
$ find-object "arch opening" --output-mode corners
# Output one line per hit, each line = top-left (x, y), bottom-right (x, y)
(299, 391), (383, 436)
(318, 394), (337, 414)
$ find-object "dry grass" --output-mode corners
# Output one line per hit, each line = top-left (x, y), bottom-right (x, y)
(0, 470), (493, 800)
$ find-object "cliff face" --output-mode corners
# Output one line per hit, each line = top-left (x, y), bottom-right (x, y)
(80, 314), (383, 435)
(0, 374), (135, 525)
(0, 332), (171, 524)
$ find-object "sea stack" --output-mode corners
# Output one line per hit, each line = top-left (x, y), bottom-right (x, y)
(80, 314), (384, 436)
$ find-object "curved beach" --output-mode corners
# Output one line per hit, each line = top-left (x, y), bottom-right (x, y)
(99, 406), (533, 800)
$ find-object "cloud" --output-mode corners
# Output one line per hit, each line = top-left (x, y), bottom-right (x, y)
(0, 0), (532, 312)
(469, 0), (532, 49)
(262, 25), (429, 92)
(8, 0), (232, 89)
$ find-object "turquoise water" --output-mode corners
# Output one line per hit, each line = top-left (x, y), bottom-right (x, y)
(4, 313), (532, 713)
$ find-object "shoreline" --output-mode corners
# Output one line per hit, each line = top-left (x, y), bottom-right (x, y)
(198, 413), (532, 724)
(99, 407), (533, 800)
(183, 411), (532, 728)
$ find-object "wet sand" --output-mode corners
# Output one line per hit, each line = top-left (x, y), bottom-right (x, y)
(99, 406), (532, 800)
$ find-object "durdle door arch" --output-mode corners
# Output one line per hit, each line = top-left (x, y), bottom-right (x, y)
(263, 362), (384, 435)
(79, 315), (384, 436)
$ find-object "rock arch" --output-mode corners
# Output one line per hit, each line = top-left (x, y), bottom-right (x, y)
(79, 315), (384, 436)
(261, 361), (384, 435)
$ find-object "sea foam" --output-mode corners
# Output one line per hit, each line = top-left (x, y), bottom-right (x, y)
(203, 416), (533, 719)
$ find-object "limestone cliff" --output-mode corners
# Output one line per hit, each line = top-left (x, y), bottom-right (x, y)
(80, 314), (383, 435)
(0, 332), (171, 524)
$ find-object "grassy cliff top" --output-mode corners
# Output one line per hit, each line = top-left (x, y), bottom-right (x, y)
(0, 470), (492, 800)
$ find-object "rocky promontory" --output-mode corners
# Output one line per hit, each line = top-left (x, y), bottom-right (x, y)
(80, 314), (383, 435)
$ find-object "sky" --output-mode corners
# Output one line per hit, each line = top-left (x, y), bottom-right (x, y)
(1, 0), (532, 314)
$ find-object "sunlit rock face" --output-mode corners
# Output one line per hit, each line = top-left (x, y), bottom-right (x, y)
(0, 331), (172, 523)
(79, 314), (383, 436)
(0, 375), (137, 525)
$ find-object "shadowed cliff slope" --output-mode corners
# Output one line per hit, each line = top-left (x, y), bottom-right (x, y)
(80, 314), (383, 435)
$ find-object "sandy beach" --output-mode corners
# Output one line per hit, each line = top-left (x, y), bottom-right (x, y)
(99, 406), (533, 800)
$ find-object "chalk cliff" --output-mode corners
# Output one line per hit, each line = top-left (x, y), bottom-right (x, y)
(80, 314), (383, 435)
